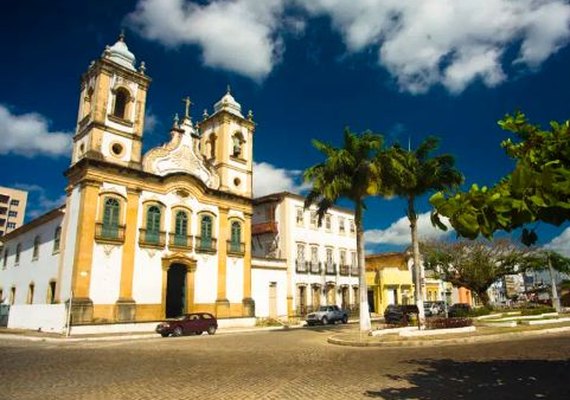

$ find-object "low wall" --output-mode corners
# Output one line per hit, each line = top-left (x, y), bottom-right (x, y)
(8, 304), (67, 333)
(399, 325), (476, 337)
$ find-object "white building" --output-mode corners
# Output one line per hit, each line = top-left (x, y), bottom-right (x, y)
(252, 192), (359, 318)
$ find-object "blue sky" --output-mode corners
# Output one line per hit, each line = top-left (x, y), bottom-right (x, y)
(1, 0), (570, 255)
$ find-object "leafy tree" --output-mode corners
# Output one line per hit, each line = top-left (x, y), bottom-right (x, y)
(526, 250), (570, 312)
(431, 112), (570, 245)
(304, 128), (385, 332)
(421, 239), (537, 306)
(380, 137), (463, 328)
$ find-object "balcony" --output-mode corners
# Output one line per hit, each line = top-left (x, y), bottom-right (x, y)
(310, 262), (321, 274)
(168, 233), (193, 251)
(227, 240), (245, 257)
(296, 260), (308, 273)
(95, 223), (125, 244)
(138, 228), (166, 248)
(325, 262), (337, 275)
(350, 265), (359, 276)
(339, 264), (350, 276)
(195, 236), (217, 253)
(252, 221), (278, 235)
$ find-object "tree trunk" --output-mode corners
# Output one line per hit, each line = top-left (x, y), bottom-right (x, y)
(475, 289), (490, 307)
(356, 203), (371, 332)
(409, 197), (425, 329)
(548, 255), (561, 313)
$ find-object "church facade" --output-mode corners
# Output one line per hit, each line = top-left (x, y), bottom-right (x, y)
(0, 35), (258, 327)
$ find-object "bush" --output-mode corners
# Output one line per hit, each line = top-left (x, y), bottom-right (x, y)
(467, 307), (493, 317)
(426, 317), (473, 330)
(520, 306), (556, 316)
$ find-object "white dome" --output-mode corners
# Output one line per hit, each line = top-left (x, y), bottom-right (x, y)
(104, 34), (136, 71)
(213, 87), (243, 117)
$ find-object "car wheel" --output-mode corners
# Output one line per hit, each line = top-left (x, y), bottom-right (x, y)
(207, 326), (217, 335)
(195, 331), (202, 335)
(173, 326), (183, 337)
(321, 317), (328, 325)
(342, 316), (348, 324)
(160, 333), (169, 337)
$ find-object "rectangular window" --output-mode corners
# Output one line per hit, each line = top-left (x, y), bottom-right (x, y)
(349, 220), (355, 234)
(0, 207), (7, 215)
(8, 210), (17, 218)
(10, 199), (19, 206)
(325, 215), (331, 231)
(310, 211), (317, 228)
(351, 252), (357, 267)
(296, 243), (305, 262)
(296, 208), (304, 226)
(7, 222), (16, 229)
(311, 246), (318, 264)
(340, 249), (346, 266)
(339, 218), (345, 234)
(0, 195), (9, 203)
(2, 248), (8, 268)
(0, 219), (5, 226)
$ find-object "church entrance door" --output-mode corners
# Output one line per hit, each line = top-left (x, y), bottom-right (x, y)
(166, 264), (187, 318)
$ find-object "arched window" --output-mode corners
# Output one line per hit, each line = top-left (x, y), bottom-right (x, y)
(32, 236), (40, 260)
(145, 205), (161, 244)
(174, 210), (188, 247)
(209, 134), (217, 160)
(53, 226), (62, 253)
(47, 281), (56, 304)
(230, 221), (242, 253)
(113, 87), (129, 119)
(232, 133), (243, 158)
(27, 284), (34, 304)
(200, 215), (213, 249)
(102, 198), (120, 238)
(15, 243), (21, 265)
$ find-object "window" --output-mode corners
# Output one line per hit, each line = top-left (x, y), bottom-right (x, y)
(53, 226), (62, 253)
(15, 243), (21, 265)
(112, 87), (129, 119)
(296, 208), (304, 226)
(208, 133), (217, 159)
(10, 199), (19, 206)
(326, 248), (333, 265)
(32, 235), (40, 260)
(200, 215), (213, 249)
(10, 287), (15, 305)
(8, 210), (17, 218)
(7, 222), (16, 229)
(349, 220), (355, 234)
(0, 194), (8, 203)
(325, 215), (331, 231)
(310, 211), (318, 228)
(2, 248), (8, 268)
(232, 132), (244, 158)
(47, 281), (57, 304)
(27, 284), (34, 304)
(0, 218), (5, 226)
(311, 246), (318, 265)
(0, 288), (3, 304)
(173, 210), (189, 247)
(338, 217), (345, 234)
(296, 243), (305, 262)
(230, 221), (242, 253)
(145, 206), (161, 244)
(351, 252), (357, 268)
(0, 207), (7, 215)
(340, 249), (346, 266)
(102, 197), (121, 239)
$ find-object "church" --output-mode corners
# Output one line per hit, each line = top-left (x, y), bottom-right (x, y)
(0, 34), (259, 329)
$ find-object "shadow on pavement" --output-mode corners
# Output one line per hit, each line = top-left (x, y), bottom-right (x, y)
(364, 358), (570, 399)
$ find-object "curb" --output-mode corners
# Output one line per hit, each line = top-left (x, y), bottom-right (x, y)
(327, 326), (570, 348)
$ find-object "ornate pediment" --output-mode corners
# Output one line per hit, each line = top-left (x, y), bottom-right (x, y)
(142, 119), (220, 189)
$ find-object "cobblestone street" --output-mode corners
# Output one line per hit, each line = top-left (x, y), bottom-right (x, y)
(1, 326), (569, 399)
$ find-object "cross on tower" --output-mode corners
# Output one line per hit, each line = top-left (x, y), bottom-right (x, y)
(182, 96), (193, 119)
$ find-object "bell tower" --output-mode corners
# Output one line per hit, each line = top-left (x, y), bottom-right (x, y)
(72, 33), (151, 169)
(199, 87), (255, 198)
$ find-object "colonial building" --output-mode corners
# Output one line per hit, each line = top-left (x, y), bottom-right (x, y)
(0, 34), (257, 329)
(252, 192), (359, 317)
(0, 186), (28, 238)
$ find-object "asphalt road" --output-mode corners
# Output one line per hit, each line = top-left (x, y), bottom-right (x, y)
(1, 325), (569, 399)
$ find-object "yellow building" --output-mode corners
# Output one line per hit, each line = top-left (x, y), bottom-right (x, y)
(365, 252), (414, 314)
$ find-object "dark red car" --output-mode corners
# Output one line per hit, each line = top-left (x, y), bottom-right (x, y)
(155, 312), (218, 337)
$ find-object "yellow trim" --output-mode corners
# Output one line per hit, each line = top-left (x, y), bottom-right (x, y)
(160, 254), (197, 318)
(118, 188), (141, 300)
(216, 207), (229, 302)
(71, 181), (99, 298)
(242, 214), (252, 308)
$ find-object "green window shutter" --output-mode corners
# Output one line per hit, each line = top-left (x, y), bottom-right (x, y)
(230, 221), (241, 252)
(201, 215), (212, 249)
(146, 206), (161, 243)
(102, 198), (120, 238)
(174, 211), (188, 246)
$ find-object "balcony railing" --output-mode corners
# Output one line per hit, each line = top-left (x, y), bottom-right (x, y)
(227, 241), (245, 256)
(339, 264), (350, 276)
(95, 223), (125, 243)
(296, 260), (308, 273)
(350, 265), (359, 276)
(310, 261), (321, 274)
(139, 228), (166, 248)
(195, 236), (217, 253)
(168, 233), (193, 250)
(325, 262), (337, 275)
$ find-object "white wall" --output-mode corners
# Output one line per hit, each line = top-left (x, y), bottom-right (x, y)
(8, 304), (67, 332)
(251, 258), (287, 318)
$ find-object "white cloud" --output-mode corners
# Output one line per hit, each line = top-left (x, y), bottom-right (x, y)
(13, 184), (66, 219)
(0, 105), (72, 157)
(127, 0), (289, 80)
(253, 161), (310, 197)
(545, 227), (570, 257)
(143, 109), (159, 134)
(365, 211), (453, 246)
(300, 0), (570, 94)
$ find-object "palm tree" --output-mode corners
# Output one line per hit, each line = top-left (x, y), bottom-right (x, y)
(380, 137), (463, 328)
(304, 128), (385, 332)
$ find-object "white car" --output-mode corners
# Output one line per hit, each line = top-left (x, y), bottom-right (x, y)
(306, 305), (348, 326)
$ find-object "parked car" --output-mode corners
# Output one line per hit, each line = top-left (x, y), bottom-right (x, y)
(306, 305), (348, 326)
(155, 312), (218, 337)
(424, 301), (445, 316)
(384, 304), (419, 324)
(448, 303), (472, 317)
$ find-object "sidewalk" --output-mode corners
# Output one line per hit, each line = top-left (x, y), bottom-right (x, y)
(328, 321), (570, 348)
